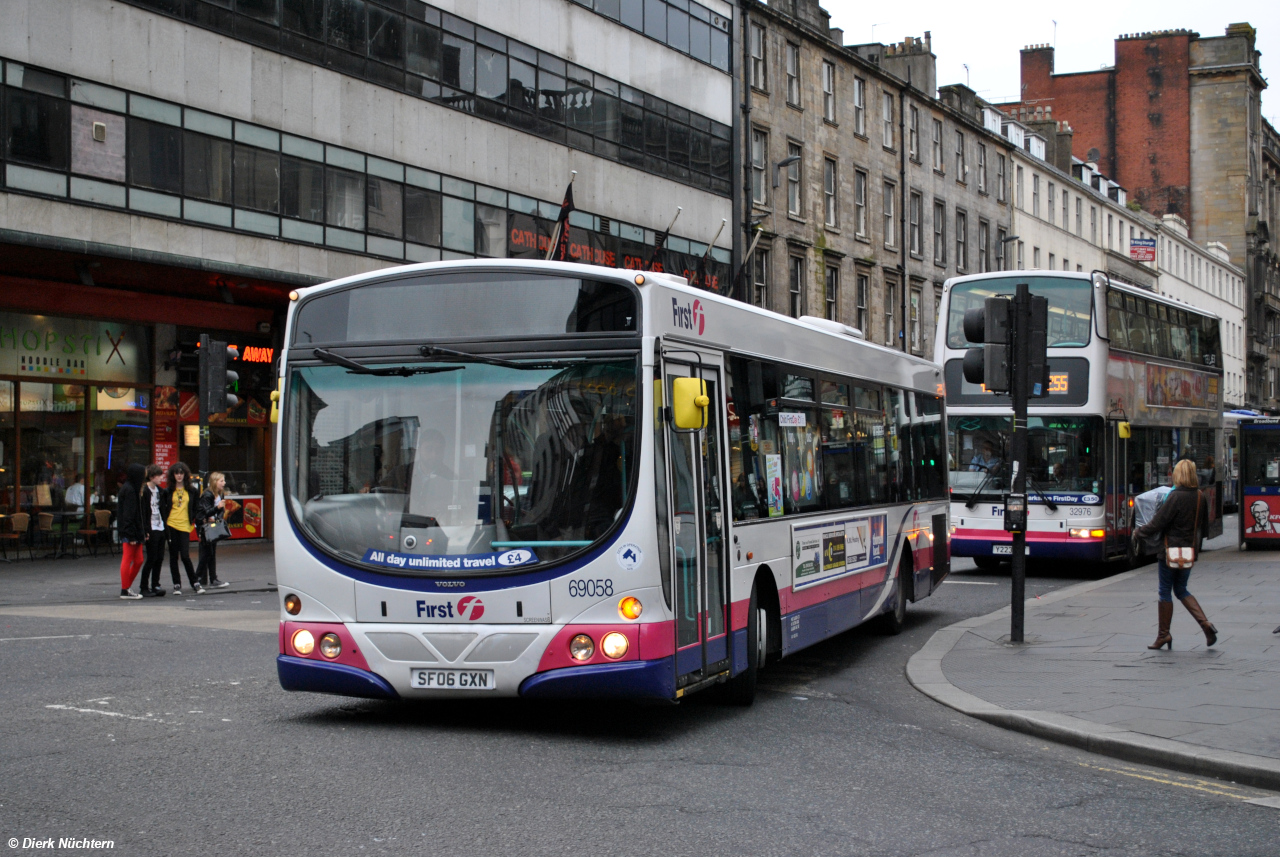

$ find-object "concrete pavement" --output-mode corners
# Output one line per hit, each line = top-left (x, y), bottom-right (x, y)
(909, 515), (1280, 790)
(0, 540), (279, 633)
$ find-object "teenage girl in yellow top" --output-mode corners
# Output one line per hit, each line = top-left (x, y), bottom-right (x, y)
(164, 462), (202, 595)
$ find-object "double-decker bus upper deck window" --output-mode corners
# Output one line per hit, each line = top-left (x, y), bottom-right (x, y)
(292, 273), (637, 345)
(945, 276), (1091, 350)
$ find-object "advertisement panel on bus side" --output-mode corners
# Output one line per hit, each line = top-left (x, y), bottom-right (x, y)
(792, 515), (887, 589)
(1106, 354), (1221, 423)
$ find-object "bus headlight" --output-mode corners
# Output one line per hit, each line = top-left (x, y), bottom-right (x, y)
(601, 632), (629, 659)
(618, 597), (643, 620)
(292, 629), (315, 655)
(569, 634), (594, 661)
(1069, 528), (1106, 539)
(319, 632), (342, 659)
(284, 594), (301, 615)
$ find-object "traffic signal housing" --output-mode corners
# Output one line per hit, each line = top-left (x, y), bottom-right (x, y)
(199, 334), (240, 416)
(961, 297), (1011, 393)
(1027, 295), (1051, 398)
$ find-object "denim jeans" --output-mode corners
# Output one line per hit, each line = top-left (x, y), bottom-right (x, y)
(1157, 556), (1192, 602)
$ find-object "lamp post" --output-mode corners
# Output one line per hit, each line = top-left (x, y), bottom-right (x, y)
(1001, 234), (1020, 271)
(772, 155), (801, 189)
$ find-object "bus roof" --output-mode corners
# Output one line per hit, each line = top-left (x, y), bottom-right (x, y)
(941, 269), (1220, 322)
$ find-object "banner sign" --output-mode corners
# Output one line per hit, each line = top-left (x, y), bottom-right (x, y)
(1145, 362), (1219, 410)
(1129, 237), (1157, 263)
(0, 311), (150, 384)
(507, 212), (731, 294)
(225, 495), (264, 539)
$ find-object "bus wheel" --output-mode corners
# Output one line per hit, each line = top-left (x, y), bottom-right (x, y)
(725, 583), (763, 706)
(882, 557), (910, 635)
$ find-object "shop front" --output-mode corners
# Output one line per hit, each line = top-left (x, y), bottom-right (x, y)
(0, 311), (152, 527)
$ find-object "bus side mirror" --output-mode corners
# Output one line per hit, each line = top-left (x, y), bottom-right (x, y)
(1118, 421), (1131, 439)
(671, 377), (709, 430)
(270, 378), (282, 424)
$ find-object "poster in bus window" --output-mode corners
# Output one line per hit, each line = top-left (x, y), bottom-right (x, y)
(1243, 496), (1280, 537)
(765, 454), (784, 518)
(782, 422), (821, 507)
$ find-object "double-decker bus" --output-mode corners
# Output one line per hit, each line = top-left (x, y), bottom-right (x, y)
(1237, 416), (1280, 549)
(274, 260), (949, 703)
(937, 270), (1224, 569)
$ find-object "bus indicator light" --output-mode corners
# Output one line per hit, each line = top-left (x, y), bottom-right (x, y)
(284, 594), (301, 615)
(618, 597), (643, 620)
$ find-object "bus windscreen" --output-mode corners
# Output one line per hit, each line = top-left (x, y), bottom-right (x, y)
(946, 276), (1092, 350)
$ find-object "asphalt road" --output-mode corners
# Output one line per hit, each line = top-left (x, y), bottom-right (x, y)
(2, 556), (1279, 856)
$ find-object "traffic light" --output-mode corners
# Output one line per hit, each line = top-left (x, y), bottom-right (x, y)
(199, 334), (240, 415)
(961, 297), (1011, 393)
(1027, 295), (1051, 398)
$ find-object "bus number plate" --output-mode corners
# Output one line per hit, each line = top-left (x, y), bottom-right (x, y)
(411, 669), (496, 690)
(992, 545), (1012, 555)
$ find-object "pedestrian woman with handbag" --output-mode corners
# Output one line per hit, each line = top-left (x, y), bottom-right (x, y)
(165, 462), (202, 595)
(195, 471), (231, 591)
(1134, 459), (1217, 649)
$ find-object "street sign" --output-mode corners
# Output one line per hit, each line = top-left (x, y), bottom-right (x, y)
(1130, 237), (1157, 263)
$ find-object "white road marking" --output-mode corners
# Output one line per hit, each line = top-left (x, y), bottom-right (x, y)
(46, 704), (164, 723)
(1246, 797), (1280, 809)
(942, 580), (999, 586)
(0, 634), (93, 641)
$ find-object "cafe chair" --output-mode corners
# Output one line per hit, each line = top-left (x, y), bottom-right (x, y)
(78, 509), (114, 557)
(1, 512), (33, 562)
(36, 512), (64, 558)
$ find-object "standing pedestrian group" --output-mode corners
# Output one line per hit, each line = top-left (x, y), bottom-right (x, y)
(117, 462), (231, 598)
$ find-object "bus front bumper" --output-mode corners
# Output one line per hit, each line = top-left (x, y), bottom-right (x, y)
(952, 530), (1109, 562)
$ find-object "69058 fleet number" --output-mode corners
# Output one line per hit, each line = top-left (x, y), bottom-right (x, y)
(568, 579), (614, 598)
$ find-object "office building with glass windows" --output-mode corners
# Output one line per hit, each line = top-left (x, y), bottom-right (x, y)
(0, 0), (734, 536)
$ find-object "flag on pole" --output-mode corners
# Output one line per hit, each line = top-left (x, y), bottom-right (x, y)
(646, 231), (668, 269)
(546, 181), (575, 262)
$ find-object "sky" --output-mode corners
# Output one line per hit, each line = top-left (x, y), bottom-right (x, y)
(823, 0), (1280, 125)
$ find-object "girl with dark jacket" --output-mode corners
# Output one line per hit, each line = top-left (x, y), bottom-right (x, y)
(1135, 459), (1217, 649)
(116, 463), (147, 599)
(138, 464), (168, 597)
(165, 462), (202, 595)
(195, 471), (230, 590)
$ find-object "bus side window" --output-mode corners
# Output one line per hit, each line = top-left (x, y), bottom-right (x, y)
(727, 356), (772, 521)
(885, 388), (909, 502)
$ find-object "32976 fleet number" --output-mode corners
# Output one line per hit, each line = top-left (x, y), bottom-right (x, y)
(568, 579), (613, 598)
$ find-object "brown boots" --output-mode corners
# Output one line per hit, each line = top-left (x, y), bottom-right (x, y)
(1148, 601), (1174, 650)
(1180, 595), (1218, 647)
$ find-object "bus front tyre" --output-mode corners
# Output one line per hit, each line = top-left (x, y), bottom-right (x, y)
(725, 584), (763, 706)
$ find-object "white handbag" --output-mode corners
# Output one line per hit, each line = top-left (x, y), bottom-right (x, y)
(1164, 491), (1202, 570)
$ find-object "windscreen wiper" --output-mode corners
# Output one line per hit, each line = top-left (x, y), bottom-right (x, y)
(418, 344), (564, 370)
(312, 348), (463, 376)
(1026, 475), (1060, 512)
(964, 466), (998, 510)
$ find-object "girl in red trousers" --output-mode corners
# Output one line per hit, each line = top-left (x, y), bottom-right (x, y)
(116, 463), (147, 599)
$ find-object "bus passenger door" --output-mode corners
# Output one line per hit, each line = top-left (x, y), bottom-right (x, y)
(662, 359), (730, 695)
(1106, 419), (1131, 558)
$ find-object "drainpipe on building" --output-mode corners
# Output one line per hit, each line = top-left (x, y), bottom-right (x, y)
(898, 71), (910, 352)
(735, 1), (753, 304)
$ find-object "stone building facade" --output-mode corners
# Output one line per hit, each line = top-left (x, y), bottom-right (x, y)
(738, 0), (1013, 360)
(995, 24), (1273, 410)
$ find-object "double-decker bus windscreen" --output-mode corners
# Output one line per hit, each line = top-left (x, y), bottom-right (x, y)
(946, 276), (1093, 350)
(949, 415), (1103, 497)
(286, 359), (638, 575)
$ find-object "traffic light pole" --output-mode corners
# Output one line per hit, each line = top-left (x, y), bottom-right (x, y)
(197, 334), (210, 483)
(1008, 283), (1030, 643)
